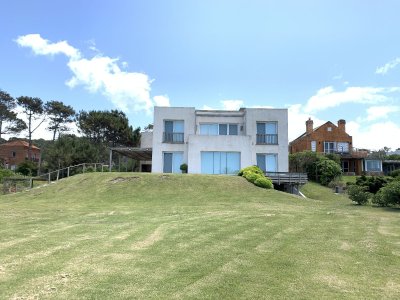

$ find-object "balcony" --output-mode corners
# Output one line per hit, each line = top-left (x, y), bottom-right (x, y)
(163, 132), (184, 144)
(256, 134), (278, 145)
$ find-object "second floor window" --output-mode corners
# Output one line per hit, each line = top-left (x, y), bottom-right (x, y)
(200, 123), (238, 136)
(256, 122), (278, 144)
(164, 120), (184, 143)
(324, 142), (336, 153)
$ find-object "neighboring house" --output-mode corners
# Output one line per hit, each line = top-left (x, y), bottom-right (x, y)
(151, 107), (289, 174)
(0, 140), (40, 170)
(383, 160), (400, 175)
(289, 118), (374, 175)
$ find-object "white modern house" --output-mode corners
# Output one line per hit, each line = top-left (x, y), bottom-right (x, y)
(151, 106), (289, 174)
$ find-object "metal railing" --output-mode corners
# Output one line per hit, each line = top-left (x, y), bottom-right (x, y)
(256, 134), (278, 145)
(163, 132), (184, 143)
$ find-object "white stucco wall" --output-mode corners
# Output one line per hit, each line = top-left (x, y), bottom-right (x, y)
(140, 131), (153, 148)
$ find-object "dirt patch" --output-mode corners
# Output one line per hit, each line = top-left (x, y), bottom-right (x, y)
(159, 175), (171, 180)
(339, 241), (352, 251)
(110, 176), (140, 184)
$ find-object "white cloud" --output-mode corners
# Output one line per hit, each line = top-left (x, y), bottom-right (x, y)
(304, 86), (400, 113)
(16, 34), (80, 59)
(366, 105), (400, 121)
(287, 104), (325, 141)
(346, 121), (400, 150)
(220, 100), (244, 110)
(376, 57), (400, 75)
(16, 34), (162, 114)
(153, 95), (170, 107)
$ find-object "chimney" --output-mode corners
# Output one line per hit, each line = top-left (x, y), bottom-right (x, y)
(338, 119), (346, 132)
(306, 118), (313, 133)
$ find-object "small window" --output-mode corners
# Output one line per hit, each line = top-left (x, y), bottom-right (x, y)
(311, 141), (316, 152)
(11, 151), (16, 158)
(219, 124), (228, 135)
(327, 127), (332, 132)
(229, 124), (238, 135)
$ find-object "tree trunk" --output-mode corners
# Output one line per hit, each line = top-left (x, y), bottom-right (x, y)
(28, 112), (32, 161)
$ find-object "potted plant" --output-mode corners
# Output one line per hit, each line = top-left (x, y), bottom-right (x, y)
(180, 163), (188, 174)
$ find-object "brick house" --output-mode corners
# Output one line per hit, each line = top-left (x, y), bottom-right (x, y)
(0, 140), (40, 171)
(289, 118), (370, 175)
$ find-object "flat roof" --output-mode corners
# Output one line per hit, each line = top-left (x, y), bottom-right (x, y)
(110, 147), (152, 161)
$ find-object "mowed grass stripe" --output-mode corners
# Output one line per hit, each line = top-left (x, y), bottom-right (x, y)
(0, 174), (399, 299)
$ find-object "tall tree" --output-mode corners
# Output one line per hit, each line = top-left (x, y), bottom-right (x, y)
(16, 96), (44, 159)
(44, 100), (76, 141)
(76, 110), (140, 147)
(0, 89), (27, 140)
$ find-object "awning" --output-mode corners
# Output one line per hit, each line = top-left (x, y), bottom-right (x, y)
(110, 147), (152, 161)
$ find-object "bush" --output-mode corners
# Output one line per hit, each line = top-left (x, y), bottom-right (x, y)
(254, 176), (273, 189)
(347, 185), (370, 205)
(238, 165), (263, 176)
(390, 169), (400, 178)
(243, 171), (262, 183)
(0, 168), (15, 183)
(16, 160), (38, 176)
(85, 166), (95, 173)
(372, 180), (400, 207)
(180, 163), (188, 173)
(356, 176), (389, 194)
(316, 158), (342, 186)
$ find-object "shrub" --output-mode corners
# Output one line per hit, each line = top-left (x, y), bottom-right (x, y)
(0, 168), (15, 183)
(390, 169), (400, 178)
(372, 180), (400, 206)
(243, 171), (262, 183)
(238, 165), (263, 176)
(316, 158), (342, 186)
(356, 176), (389, 194)
(16, 160), (38, 176)
(347, 185), (370, 205)
(180, 163), (188, 173)
(254, 177), (273, 189)
(85, 166), (95, 173)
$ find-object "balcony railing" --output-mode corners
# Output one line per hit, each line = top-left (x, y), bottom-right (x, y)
(256, 134), (278, 145)
(163, 132), (184, 144)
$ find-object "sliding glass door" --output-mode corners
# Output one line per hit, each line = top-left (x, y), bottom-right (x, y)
(201, 152), (240, 174)
(163, 152), (183, 173)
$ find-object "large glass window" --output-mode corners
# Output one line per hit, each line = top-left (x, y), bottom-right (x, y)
(256, 154), (278, 172)
(365, 160), (382, 172)
(200, 123), (239, 136)
(256, 122), (278, 144)
(201, 152), (240, 174)
(163, 152), (183, 173)
(324, 142), (336, 153)
(337, 142), (349, 153)
(164, 120), (184, 143)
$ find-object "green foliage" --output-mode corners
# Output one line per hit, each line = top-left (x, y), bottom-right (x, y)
(324, 153), (341, 165)
(389, 169), (400, 178)
(76, 110), (140, 147)
(43, 135), (107, 171)
(355, 175), (389, 194)
(44, 100), (76, 141)
(347, 185), (370, 205)
(0, 168), (15, 182)
(180, 163), (188, 173)
(239, 166), (273, 189)
(0, 89), (27, 139)
(372, 180), (400, 207)
(254, 176), (273, 189)
(16, 160), (38, 176)
(238, 165), (263, 176)
(289, 151), (320, 173)
(315, 157), (342, 186)
(387, 154), (400, 160)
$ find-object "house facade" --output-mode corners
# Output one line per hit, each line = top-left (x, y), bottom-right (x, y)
(0, 140), (40, 170)
(289, 118), (377, 175)
(151, 107), (289, 174)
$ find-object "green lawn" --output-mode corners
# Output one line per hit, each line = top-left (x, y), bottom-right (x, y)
(1, 173), (399, 299)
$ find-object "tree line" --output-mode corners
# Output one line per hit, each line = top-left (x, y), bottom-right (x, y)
(0, 88), (141, 175)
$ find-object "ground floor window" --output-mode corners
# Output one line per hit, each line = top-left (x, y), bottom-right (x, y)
(365, 159), (382, 172)
(256, 154), (278, 172)
(201, 152), (240, 174)
(163, 152), (183, 173)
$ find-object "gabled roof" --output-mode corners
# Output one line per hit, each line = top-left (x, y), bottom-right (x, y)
(290, 121), (346, 144)
(0, 140), (40, 150)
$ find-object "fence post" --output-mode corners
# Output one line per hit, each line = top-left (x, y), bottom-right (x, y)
(30, 178), (33, 189)
(83, 163), (86, 173)
(48, 173), (51, 183)
(67, 167), (70, 177)
(57, 170), (60, 181)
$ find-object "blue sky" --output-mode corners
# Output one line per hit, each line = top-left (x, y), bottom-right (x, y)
(1, 0), (400, 149)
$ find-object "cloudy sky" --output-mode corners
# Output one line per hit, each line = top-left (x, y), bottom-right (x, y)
(1, 0), (400, 150)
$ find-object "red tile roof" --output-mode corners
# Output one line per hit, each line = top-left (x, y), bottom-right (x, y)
(0, 140), (40, 150)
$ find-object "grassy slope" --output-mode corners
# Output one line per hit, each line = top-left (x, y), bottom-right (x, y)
(0, 173), (399, 299)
